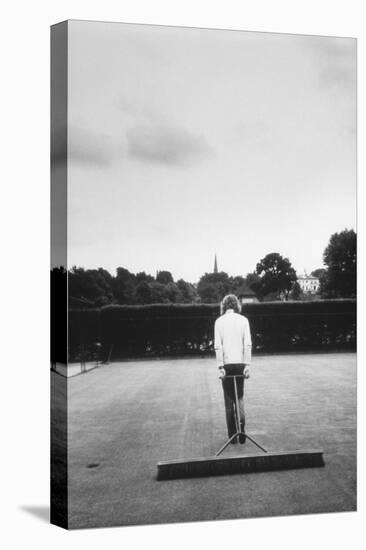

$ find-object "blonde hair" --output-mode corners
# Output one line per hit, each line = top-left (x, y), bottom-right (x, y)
(220, 294), (242, 315)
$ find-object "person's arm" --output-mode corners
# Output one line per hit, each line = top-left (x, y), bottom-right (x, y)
(214, 320), (224, 369)
(243, 318), (252, 378)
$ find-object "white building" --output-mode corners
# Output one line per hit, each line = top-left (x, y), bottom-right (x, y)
(297, 272), (320, 294)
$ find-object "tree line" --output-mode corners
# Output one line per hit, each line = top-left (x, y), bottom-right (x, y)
(68, 267), (198, 307)
(63, 228), (356, 306)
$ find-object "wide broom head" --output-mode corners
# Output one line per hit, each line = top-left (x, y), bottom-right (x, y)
(157, 449), (324, 480)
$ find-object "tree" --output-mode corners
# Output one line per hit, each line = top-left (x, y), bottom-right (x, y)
(156, 270), (174, 285)
(176, 279), (198, 303)
(290, 281), (302, 300)
(163, 282), (183, 303)
(197, 282), (221, 303)
(113, 267), (136, 304)
(68, 266), (114, 306)
(311, 268), (326, 279)
(135, 271), (155, 284)
(93, 268), (115, 305)
(255, 253), (297, 300)
(134, 281), (153, 304)
(231, 275), (246, 292)
(150, 282), (168, 303)
(245, 272), (261, 293)
(197, 272), (232, 303)
(321, 229), (356, 298)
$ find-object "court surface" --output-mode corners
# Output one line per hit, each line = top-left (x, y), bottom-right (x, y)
(64, 353), (356, 528)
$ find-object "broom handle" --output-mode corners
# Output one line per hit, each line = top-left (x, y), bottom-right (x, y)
(233, 376), (241, 433)
(234, 376), (268, 452)
(217, 374), (269, 455)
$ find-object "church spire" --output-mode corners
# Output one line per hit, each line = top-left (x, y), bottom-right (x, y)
(214, 253), (218, 273)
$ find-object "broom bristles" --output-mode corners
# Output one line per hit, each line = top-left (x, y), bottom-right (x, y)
(157, 449), (324, 480)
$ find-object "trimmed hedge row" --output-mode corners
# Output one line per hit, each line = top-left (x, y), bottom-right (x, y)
(68, 300), (356, 362)
(51, 268), (67, 365)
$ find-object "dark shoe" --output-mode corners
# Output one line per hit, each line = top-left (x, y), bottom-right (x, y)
(230, 436), (238, 444)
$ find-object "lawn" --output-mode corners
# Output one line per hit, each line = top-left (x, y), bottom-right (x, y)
(55, 353), (356, 528)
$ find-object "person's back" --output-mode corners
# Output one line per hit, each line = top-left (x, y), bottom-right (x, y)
(214, 309), (251, 367)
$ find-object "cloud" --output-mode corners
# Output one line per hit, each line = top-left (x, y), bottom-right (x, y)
(313, 37), (356, 91)
(318, 63), (355, 91)
(126, 123), (214, 166)
(54, 119), (214, 170)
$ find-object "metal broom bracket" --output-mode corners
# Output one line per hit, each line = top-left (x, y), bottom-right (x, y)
(216, 374), (268, 456)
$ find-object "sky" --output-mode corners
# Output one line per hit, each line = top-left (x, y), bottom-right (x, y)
(66, 21), (356, 282)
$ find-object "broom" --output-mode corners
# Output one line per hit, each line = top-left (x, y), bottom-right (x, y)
(157, 374), (324, 480)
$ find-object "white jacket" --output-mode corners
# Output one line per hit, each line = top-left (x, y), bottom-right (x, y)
(214, 309), (252, 367)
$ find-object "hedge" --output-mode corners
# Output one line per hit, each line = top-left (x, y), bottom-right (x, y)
(67, 300), (356, 362)
(51, 268), (67, 365)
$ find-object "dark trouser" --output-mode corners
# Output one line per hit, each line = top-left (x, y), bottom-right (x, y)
(221, 364), (245, 439)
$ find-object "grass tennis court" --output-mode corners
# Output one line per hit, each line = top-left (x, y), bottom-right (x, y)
(61, 353), (356, 529)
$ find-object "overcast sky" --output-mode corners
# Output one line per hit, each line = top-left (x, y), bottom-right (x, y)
(67, 21), (356, 282)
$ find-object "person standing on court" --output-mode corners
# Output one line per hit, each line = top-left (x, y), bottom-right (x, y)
(214, 294), (252, 444)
